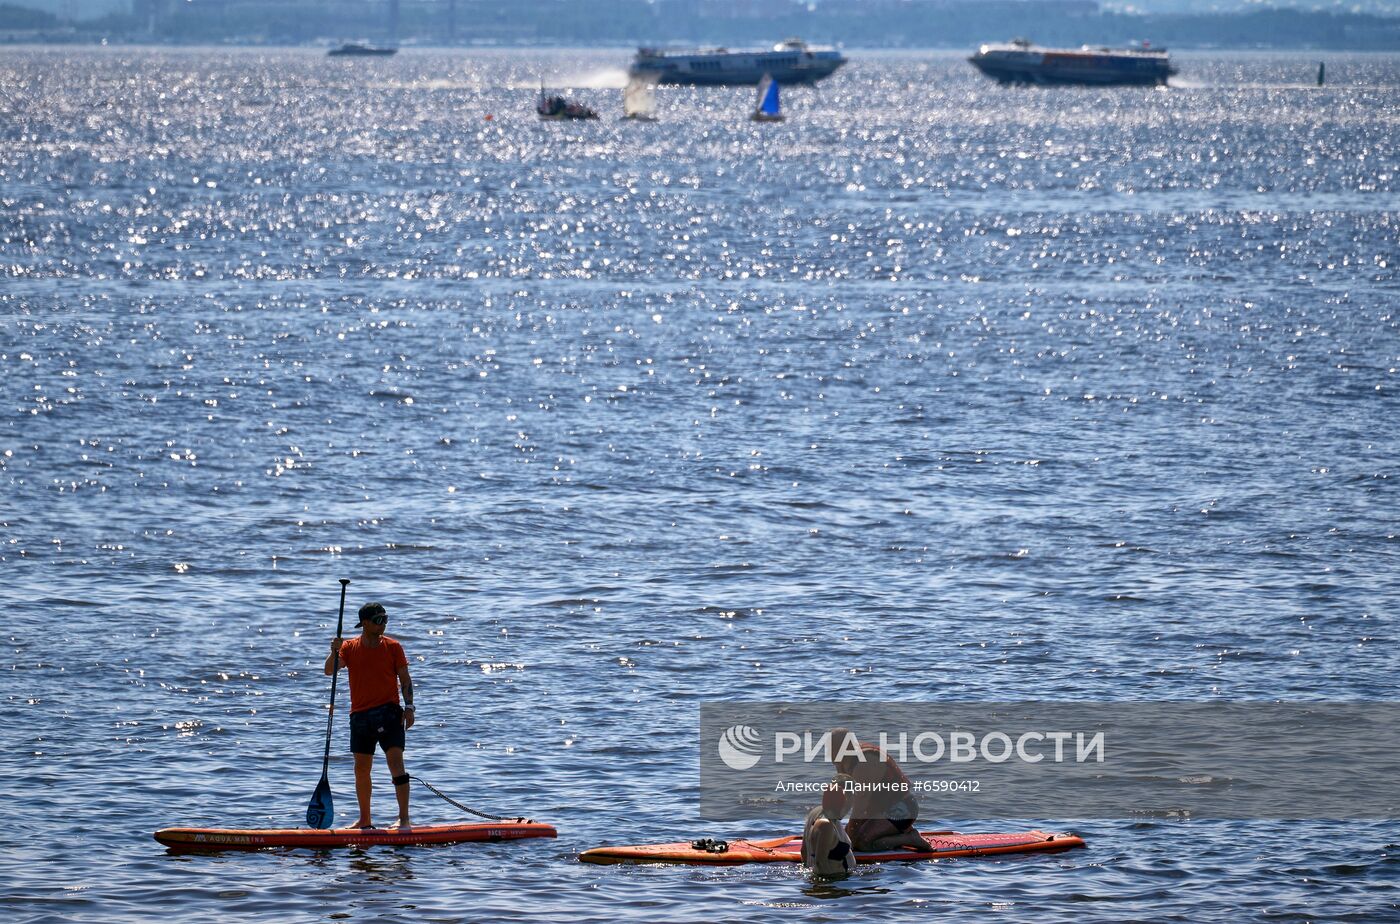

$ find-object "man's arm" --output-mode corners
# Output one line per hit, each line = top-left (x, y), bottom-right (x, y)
(398, 664), (415, 730)
(324, 638), (344, 676)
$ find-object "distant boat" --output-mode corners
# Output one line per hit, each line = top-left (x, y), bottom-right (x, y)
(969, 38), (1175, 87)
(536, 83), (599, 121)
(328, 43), (398, 57)
(630, 38), (845, 87)
(750, 73), (784, 122)
(623, 75), (658, 121)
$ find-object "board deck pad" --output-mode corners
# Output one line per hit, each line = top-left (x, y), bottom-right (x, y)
(155, 820), (557, 851)
(578, 829), (1084, 865)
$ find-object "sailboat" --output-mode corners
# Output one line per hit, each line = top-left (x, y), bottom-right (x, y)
(750, 73), (784, 122)
(622, 74), (658, 121)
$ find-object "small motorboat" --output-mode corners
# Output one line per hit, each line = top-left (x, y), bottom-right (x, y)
(537, 84), (599, 121)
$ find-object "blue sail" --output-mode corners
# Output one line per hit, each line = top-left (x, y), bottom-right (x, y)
(759, 76), (781, 116)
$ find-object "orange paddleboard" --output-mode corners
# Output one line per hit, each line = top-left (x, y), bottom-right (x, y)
(155, 820), (557, 852)
(579, 829), (1084, 865)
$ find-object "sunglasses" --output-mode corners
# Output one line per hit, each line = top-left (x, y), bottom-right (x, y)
(362, 612), (388, 626)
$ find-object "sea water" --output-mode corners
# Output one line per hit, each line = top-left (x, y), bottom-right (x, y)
(1, 48), (1397, 922)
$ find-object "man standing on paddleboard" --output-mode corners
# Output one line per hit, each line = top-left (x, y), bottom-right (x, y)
(828, 727), (926, 853)
(325, 602), (415, 828)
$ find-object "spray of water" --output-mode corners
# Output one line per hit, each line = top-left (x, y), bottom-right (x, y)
(510, 67), (629, 90)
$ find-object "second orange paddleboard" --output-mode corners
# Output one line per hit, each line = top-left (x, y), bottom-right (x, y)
(579, 829), (1085, 865)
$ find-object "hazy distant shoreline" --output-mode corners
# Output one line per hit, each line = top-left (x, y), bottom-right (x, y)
(3, 3), (1400, 51)
(4, 39), (1400, 52)
(3, 42), (1399, 54)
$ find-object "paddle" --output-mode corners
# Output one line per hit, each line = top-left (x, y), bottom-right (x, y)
(306, 578), (350, 829)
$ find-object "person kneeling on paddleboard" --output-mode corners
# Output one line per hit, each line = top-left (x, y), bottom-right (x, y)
(325, 602), (415, 828)
(801, 773), (856, 877)
(828, 727), (926, 853)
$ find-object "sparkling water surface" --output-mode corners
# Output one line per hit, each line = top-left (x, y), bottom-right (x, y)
(2, 48), (1398, 923)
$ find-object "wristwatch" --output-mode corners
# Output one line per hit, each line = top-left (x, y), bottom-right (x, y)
(404, 704), (415, 712)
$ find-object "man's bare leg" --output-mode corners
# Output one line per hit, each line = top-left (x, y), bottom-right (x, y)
(850, 819), (926, 852)
(352, 752), (375, 827)
(866, 826), (928, 852)
(386, 747), (411, 827)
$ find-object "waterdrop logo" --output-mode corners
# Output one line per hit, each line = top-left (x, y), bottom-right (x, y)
(717, 724), (764, 771)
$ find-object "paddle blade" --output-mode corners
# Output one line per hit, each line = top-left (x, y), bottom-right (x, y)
(306, 775), (333, 829)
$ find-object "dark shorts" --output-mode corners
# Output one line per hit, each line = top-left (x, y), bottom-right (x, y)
(349, 703), (405, 755)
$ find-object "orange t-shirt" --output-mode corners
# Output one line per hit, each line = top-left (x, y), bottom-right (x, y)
(338, 635), (407, 714)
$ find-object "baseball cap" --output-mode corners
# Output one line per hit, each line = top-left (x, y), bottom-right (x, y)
(355, 602), (387, 627)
